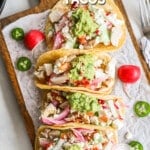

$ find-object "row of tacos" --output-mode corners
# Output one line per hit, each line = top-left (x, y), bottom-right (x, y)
(34, 50), (126, 150)
(34, 0), (127, 149)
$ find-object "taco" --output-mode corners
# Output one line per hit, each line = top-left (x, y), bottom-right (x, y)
(35, 125), (118, 150)
(34, 50), (116, 94)
(45, 0), (126, 51)
(40, 90), (125, 129)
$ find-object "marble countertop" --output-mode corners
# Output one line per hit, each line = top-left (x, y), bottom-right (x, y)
(0, 0), (144, 149)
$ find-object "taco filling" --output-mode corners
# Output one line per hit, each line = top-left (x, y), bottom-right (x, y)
(41, 91), (125, 129)
(34, 53), (115, 91)
(37, 126), (117, 150)
(47, 3), (124, 49)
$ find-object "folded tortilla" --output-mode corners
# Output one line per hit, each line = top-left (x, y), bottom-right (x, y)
(34, 49), (116, 94)
(40, 90), (125, 129)
(45, 0), (126, 51)
(35, 124), (118, 150)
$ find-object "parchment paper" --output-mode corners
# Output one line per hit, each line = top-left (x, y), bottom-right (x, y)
(2, 10), (150, 149)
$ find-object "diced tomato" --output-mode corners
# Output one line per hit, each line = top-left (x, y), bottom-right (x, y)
(75, 78), (90, 87)
(98, 100), (105, 105)
(53, 31), (65, 49)
(45, 142), (53, 149)
(78, 36), (87, 45)
(95, 29), (100, 35)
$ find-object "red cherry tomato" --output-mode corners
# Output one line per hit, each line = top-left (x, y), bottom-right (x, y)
(24, 29), (45, 50)
(118, 65), (141, 83)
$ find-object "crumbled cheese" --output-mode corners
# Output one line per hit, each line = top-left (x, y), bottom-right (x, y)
(106, 58), (116, 77)
(90, 116), (99, 125)
(62, 26), (69, 34)
(94, 133), (101, 142)
(106, 131), (113, 139)
(95, 69), (108, 79)
(79, 44), (84, 49)
(44, 63), (53, 76)
(34, 71), (45, 79)
(42, 103), (56, 117)
(94, 59), (103, 67)
(106, 13), (124, 26)
(111, 26), (122, 46)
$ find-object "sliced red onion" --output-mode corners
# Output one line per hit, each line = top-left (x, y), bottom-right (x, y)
(42, 117), (66, 125)
(71, 129), (85, 142)
(54, 106), (70, 120)
(41, 107), (70, 125)
(51, 100), (59, 107)
(53, 31), (65, 49)
(90, 78), (105, 90)
(114, 102), (119, 109)
(77, 128), (94, 134)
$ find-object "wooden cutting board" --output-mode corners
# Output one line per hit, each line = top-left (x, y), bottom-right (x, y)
(0, 0), (149, 147)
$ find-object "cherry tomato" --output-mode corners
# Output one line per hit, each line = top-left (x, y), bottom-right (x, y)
(24, 29), (45, 50)
(118, 65), (141, 83)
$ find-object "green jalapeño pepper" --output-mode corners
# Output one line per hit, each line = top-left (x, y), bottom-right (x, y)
(129, 141), (143, 150)
(17, 57), (32, 71)
(134, 101), (150, 117)
(11, 27), (24, 41)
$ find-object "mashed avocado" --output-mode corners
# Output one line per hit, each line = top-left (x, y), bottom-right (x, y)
(66, 93), (100, 113)
(65, 144), (82, 150)
(72, 8), (98, 37)
(69, 54), (95, 81)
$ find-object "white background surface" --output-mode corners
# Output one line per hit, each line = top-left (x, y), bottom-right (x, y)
(0, 0), (144, 149)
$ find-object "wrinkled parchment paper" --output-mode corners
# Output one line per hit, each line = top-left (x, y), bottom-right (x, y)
(2, 10), (150, 149)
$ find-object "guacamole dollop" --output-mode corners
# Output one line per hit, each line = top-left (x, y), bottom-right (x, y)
(69, 54), (95, 81)
(66, 93), (100, 113)
(65, 144), (82, 150)
(72, 8), (98, 37)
